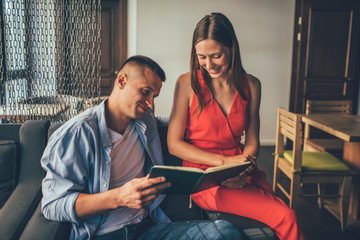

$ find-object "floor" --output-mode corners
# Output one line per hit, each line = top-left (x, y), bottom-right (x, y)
(257, 146), (360, 240)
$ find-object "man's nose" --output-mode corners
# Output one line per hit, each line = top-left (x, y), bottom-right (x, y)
(145, 97), (154, 109)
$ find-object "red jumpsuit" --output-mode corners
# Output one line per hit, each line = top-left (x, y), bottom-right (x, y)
(183, 71), (305, 240)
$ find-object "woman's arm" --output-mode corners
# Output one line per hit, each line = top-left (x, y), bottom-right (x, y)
(221, 74), (261, 188)
(167, 73), (227, 166)
(242, 74), (261, 158)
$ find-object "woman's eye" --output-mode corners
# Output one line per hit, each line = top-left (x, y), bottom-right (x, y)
(213, 54), (222, 59)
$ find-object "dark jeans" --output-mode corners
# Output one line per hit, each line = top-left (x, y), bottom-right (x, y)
(94, 219), (241, 240)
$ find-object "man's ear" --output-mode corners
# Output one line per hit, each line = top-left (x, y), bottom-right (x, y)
(115, 73), (128, 89)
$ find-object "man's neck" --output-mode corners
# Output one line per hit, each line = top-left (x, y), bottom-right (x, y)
(105, 99), (131, 135)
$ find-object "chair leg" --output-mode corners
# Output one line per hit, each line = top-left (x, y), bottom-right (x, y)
(339, 176), (352, 231)
(290, 174), (301, 209)
(273, 157), (279, 193)
(317, 183), (325, 209)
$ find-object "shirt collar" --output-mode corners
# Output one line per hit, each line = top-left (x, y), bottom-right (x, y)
(96, 99), (112, 148)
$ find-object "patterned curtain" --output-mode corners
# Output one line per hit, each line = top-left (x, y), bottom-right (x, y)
(0, 0), (102, 123)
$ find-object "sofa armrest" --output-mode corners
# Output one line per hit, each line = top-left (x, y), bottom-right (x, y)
(0, 120), (50, 240)
(19, 203), (71, 240)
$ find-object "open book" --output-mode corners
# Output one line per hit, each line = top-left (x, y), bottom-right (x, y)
(149, 162), (251, 194)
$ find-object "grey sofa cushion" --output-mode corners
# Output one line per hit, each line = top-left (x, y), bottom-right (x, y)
(0, 140), (18, 208)
(0, 124), (21, 142)
(47, 122), (63, 140)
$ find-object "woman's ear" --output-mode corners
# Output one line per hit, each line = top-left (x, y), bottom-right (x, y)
(115, 73), (128, 89)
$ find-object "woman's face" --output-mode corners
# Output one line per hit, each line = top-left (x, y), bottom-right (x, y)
(195, 39), (231, 79)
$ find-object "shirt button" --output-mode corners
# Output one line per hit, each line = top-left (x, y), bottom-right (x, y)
(103, 183), (107, 188)
(106, 161), (110, 165)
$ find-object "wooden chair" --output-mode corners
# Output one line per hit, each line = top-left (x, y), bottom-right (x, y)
(304, 100), (352, 154)
(273, 107), (354, 231)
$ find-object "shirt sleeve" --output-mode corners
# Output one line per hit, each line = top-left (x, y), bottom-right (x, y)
(41, 123), (97, 224)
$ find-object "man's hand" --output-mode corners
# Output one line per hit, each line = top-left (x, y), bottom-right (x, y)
(116, 175), (171, 209)
(75, 175), (171, 220)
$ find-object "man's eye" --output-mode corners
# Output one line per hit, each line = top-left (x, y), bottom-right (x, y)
(141, 89), (151, 96)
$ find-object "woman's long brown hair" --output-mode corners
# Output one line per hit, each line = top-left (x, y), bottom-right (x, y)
(190, 12), (247, 114)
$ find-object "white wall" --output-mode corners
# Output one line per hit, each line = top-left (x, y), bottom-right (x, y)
(129, 0), (295, 145)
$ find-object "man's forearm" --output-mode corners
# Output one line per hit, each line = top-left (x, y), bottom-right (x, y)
(75, 190), (119, 220)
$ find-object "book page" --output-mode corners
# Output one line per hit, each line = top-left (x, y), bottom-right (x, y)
(193, 162), (251, 193)
(204, 162), (251, 174)
(151, 165), (204, 173)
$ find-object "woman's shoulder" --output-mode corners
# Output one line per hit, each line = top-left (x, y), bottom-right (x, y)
(176, 72), (192, 89)
(245, 73), (261, 90)
(178, 72), (191, 82)
(174, 72), (193, 109)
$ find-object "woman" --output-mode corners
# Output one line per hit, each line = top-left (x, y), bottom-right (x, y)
(167, 12), (305, 240)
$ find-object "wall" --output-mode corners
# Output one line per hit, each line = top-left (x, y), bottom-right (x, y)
(128, 0), (295, 145)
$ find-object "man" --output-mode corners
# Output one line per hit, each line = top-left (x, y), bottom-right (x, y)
(41, 55), (241, 239)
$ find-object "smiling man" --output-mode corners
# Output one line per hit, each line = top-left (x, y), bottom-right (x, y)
(40, 55), (241, 240)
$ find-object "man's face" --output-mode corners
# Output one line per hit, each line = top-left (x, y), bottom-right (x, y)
(122, 67), (162, 119)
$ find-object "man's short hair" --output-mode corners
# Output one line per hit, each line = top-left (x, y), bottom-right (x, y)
(119, 55), (166, 82)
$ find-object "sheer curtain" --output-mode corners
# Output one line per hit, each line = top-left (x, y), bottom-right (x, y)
(0, 0), (102, 122)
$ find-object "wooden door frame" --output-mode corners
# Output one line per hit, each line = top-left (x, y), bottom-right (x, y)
(100, 0), (127, 96)
(289, 0), (360, 114)
(289, 0), (304, 114)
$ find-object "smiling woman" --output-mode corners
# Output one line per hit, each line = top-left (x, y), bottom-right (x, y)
(167, 12), (305, 240)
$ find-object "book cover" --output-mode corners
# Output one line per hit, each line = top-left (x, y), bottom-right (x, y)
(149, 162), (251, 194)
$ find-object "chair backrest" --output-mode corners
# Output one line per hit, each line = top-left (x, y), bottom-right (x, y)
(305, 100), (352, 114)
(276, 107), (303, 171)
(304, 100), (352, 139)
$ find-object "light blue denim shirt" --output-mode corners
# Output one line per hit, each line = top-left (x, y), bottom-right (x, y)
(41, 99), (170, 240)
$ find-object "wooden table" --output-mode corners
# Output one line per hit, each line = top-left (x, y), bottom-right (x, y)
(302, 114), (360, 227)
(0, 103), (70, 123)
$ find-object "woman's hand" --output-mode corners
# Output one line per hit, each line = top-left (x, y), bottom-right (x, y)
(243, 155), (258, 176)
(223, 154), (249, 165)
(220, 154), (258, 189)
(223, 154), (258, 173)
(221, 171), (248, 188)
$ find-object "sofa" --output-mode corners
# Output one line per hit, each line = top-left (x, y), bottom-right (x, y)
(0, 118), (275, 240)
